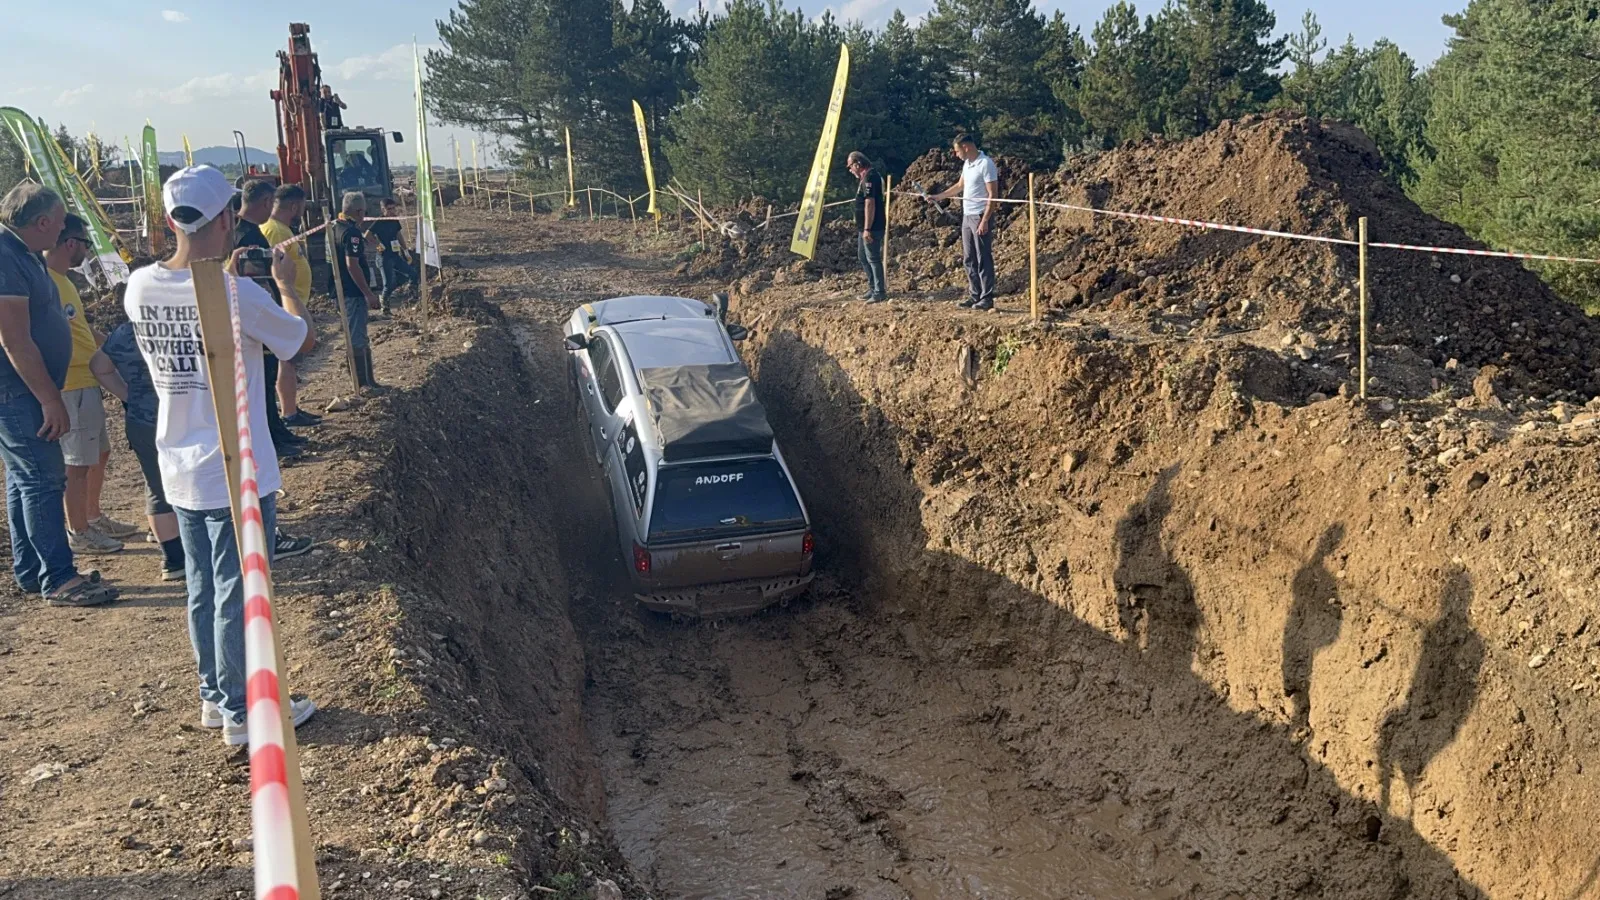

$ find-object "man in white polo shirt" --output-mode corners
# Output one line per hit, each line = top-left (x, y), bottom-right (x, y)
(932, 133), (1000, 310)
(122, 165), (319, 746)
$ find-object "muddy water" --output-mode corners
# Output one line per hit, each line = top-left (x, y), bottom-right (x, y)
(578, 589), (1199, 899)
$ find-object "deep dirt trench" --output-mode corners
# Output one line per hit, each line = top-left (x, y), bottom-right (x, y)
(425, 211), (1595, 899)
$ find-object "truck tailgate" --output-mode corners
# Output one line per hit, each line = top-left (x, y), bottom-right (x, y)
(647, 529), (810, 589)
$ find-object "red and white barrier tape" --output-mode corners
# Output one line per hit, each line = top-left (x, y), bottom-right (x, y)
(222, 274), (307, 900)
(889, 189), (1600, 266)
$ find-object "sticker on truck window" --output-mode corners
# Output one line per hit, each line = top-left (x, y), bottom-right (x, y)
(694, 472), (745, 485)
(620, 420), (647, 514)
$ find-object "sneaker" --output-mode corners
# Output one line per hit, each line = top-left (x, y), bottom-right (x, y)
(274, 531), (314, 560)
(283, 411), (323, 428)
(957, 297), (979, 309)
(272, 430), (308, 448)
(860, 290), (877, 301)
(90, 514), (142, 539)
(223, 697), (317, 746)
(972, 298), (995, 311)
(200, 700), (224, 729)
(161, 562), (186, 582)
(865, 294), (888, 305)
(69, 529), (124, 554)
(44, 576), (118, 607)
(277, 443), (307, 461)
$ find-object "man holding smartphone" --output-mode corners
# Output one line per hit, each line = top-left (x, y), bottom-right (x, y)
(123, 165), (320, 746)
(234, 180), (305, 461)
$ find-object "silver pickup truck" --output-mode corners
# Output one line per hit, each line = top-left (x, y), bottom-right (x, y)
(563, 295), (814, 616)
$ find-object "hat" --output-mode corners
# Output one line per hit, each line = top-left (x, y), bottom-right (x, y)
(163, 165), (237, 234)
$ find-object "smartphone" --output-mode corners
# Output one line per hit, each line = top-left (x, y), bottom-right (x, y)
(238, 247), (272, 279)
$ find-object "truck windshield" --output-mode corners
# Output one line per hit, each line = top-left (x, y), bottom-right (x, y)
(648, 458), (805, 542)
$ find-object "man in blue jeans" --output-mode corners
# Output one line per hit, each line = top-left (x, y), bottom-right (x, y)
(124, 166), (319, 745)
(846, 151), (887, 304)
(0, 183), (118, 607)
(332, 191), (381, 388)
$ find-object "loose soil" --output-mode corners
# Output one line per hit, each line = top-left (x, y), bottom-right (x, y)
(3, 187), (1597, 900)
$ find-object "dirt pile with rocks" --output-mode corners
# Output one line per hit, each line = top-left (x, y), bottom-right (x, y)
(694, 113), (1600, 398)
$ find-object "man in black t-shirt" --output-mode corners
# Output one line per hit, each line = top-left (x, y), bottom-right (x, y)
(368, 198), (412, 313)
(233, 180), (305, 460)
(847, 151), (887, 304)
(332, 191), (381, 389)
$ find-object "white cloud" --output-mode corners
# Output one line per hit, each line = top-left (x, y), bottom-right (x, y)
(134, 70), (275, 106)
(838, 0), (894, 22)
(56, 84), (94, 107)
(331, 43), (437, 83)
(161, 9), (189, 23)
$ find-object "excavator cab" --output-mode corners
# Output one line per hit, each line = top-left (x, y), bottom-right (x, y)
(326, 130), (403, 215)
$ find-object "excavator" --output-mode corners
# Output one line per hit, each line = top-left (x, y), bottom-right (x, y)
(269, 22), (404, 287)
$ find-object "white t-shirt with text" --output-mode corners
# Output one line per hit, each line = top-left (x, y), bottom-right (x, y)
(122, 265), (308, 512)
(962, 153), (999, 218)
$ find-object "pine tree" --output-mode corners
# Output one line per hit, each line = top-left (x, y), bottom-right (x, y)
(664, 0), (844, 203)
(1078, 3), (1164, 147)
(917, 0), (1061, 164)
(1278, 11), (1328, 116)
(1163, 0), (1286, 137)
(1039, 12), (1089, 154)
(1411, 0), (1600, 307)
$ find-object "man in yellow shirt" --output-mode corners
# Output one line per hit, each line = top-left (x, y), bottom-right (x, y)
(44, 215), (139, 553)
(259, 185), (321, 428)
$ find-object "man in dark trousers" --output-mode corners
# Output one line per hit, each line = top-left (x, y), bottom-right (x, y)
(931, 134), (999, 310)
(233, 180), (305, 461)
(333, 191), (381, 388)
(368, 198), (413, 314)
(847, 151), (887, 304)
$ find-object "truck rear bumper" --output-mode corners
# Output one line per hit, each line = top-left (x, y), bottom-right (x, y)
(636, 572), (815, 618)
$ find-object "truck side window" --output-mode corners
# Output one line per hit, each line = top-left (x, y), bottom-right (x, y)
(588, 335), (614, 397)
(595, 336), (626, 412)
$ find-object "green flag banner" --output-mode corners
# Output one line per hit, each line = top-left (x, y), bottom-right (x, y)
(140, 124), (165, 256)
(791, 44), (850, 260)
(0, 107), (130, 286)
(412, 42), (441, 268)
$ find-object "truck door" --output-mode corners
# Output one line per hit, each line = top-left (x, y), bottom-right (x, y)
(582, 334), (625, 463)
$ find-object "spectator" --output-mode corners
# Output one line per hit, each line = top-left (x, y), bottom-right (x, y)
(931, 134), (999, 311)
(123, 165), (318, 744)
(93, 323), (185, 581)
(0, 183), (117, 606)
(340, 152), (377, 192)
(368, 198), (413, 314)
(258, 184), (321, 430)
(43, 214), (141, 554)
(333, 190), (381, 389)
(319, 86), (346, 130)
(846, 151), (887, 304)
(233, 180), (306, 461)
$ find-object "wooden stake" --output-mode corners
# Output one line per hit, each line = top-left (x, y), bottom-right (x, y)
(1359, 216), (1369, 400)
(884, 174), (893, 292)
(323, 223), (362, 393)
(587, 188), (594, 221)
(698, 188), (706, 244)
(1029, 173), (1039, 323)
(191, 259), (322, 900)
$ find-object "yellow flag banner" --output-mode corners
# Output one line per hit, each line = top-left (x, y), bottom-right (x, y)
(182, 133), (193, 167)
(565, 127), (576, 209)
(791, 43), (850, 260)
(632, 101), (657, 215)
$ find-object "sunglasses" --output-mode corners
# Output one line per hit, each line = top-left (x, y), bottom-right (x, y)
(64, 236), (92, 248)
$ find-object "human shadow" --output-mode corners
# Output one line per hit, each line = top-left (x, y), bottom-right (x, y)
(1378, 566), (1485, 814)
(1282, 523), (1346, 734)
(1112, 464), (1199, 671)
(752, 330), (1485, 897)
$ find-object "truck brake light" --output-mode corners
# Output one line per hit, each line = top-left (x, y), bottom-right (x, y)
(802, 531), (815, 556)
(633, 543), (652, 575)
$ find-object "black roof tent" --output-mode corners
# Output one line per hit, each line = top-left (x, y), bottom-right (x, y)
(639, 364), (775, 462)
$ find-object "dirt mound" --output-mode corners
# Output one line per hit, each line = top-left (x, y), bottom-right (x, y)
(694, 114), (1599, 397)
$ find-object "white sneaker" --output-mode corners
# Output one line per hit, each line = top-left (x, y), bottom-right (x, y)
(223, 697), (318, 746)
(69, 528), (124, 554)
(200, 700), (224, 729)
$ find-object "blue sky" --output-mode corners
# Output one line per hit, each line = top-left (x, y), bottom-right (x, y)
(3, 1), (1462, 169)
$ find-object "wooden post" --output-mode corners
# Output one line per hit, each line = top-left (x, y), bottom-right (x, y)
(323, 223), (363, 393)
(698, 188), (706, 244)
(1359, 216), (1369, 400)
(587, 188), (594, 221)
(1029, 173), (1039, 323)
(191, 259), (322, 900)
(884, 174), (893, 291)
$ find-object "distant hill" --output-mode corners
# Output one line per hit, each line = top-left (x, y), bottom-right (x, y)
(157, 146), (276, 168)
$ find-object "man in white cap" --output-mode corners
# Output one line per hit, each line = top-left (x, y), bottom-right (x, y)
(122, 165), (319, 746)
